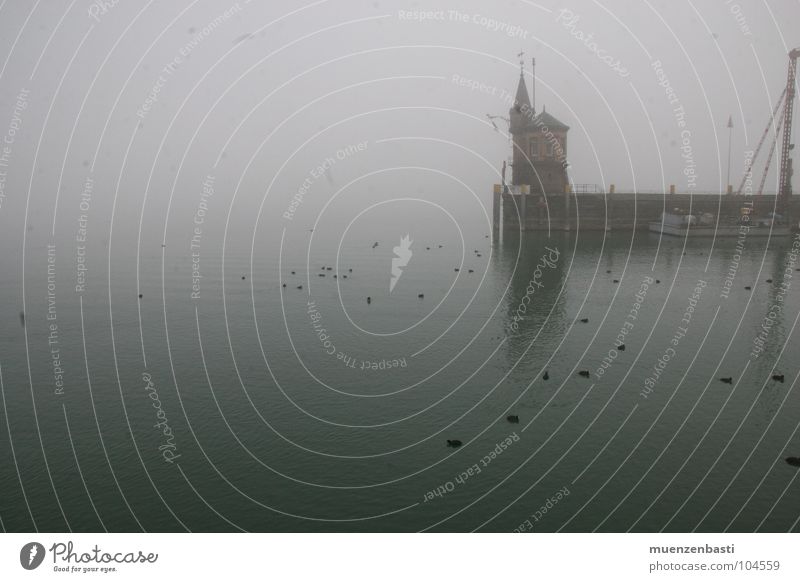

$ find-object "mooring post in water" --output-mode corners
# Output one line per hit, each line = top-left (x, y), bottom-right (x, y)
(493, 184), (502, 240)
(520, 189), (527, 231)
(492, 184), (508, 240)
(608, 196), (614, 231)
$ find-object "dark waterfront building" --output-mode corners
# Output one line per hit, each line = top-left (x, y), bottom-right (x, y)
(508, 68), (570, 195)
(493, 63), (799, 234)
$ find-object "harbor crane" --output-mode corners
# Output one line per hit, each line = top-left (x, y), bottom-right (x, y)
(778, 48), (799, 207)
(736, 48), (799, 212)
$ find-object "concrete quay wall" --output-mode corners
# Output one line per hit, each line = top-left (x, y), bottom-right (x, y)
(493, 190), (800, 232)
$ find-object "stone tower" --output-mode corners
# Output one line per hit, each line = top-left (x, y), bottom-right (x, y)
(509, 68), (570, 194)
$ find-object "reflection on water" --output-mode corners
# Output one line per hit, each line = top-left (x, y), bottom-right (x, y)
(0, 227), (798, 532)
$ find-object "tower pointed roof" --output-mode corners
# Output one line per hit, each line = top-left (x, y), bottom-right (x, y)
(513, 72), (531, 112)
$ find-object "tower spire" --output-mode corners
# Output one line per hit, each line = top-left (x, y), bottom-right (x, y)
(512, 51), (531, 114)
(512, 72), (531, 113)
(531, 57), (536, 115)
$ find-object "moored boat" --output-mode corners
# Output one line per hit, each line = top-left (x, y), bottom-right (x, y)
(649, 209), (793, 237)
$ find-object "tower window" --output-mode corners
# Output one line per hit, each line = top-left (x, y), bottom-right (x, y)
(529, 138), (540, 160)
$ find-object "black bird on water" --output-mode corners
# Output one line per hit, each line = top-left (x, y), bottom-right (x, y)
(745, 286), (752, 290)
(446, 439), (462, 448)
(418, 294), (424, 298)
(786, 457), (800, 467)
(719, 377), (733, 384)
(772, 374), (784, 383)
(506, 415), (519, 424)
(543, 371), (549, 380)
(367, 297), (371, 304)
(297, 285), (303, 290)
(578, 371), (590, 378)
(618, 344), (626, 351)
(19, 311), (25, 327)
(372, 242), (379, 249)
(580, 318), (589, 323)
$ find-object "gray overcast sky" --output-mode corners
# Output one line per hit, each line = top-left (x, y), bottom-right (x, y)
(1, 0), (798, 244)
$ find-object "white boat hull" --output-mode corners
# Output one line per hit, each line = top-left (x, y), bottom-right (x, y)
(649, 222), (792, 237)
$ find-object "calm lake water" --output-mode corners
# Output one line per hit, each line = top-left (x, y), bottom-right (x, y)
(1, 221), (799, 532)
